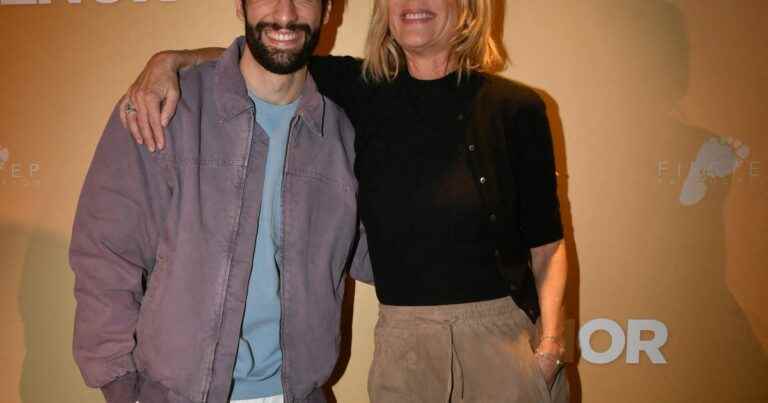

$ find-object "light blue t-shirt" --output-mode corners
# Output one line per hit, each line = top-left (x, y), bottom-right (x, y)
(230, 92), (299, 400)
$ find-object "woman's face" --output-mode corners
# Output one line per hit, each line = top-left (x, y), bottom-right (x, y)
(388, 0), (458, 57)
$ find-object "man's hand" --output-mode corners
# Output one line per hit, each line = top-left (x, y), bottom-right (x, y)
(119, 50), (184, 152)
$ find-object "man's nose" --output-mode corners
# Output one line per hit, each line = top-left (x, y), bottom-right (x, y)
(273, 0), (299, 26)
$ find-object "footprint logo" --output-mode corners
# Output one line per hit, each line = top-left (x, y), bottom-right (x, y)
(679, 137), (750, 206)
(0, 146), (9, 170)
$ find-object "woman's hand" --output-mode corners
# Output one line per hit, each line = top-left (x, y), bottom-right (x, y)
(534, 337), (565, 389)
(530, 239), (568, 389)
(119, 50), (186, 152)
(119, 47), (224, 151)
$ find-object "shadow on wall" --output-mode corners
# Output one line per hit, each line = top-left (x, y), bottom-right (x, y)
(493, 0), (585, 400)
(314, 0), (355, 401)
(324, 278), (356, 403)
(491, 0), (510, 69)
(8, 224), (99, 403)
(316, 0), (347, 56)
(533, 0), (768, 401)
(537, 90), (583, 403)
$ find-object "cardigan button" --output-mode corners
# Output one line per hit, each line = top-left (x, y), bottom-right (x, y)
(479, 176), (487, 184)
(457, 113), (465, 120)
(489, 213), (498, 222)
(468, 144), (476, 152)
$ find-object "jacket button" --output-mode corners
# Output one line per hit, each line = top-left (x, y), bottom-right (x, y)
(489, 213), (497, 222)
(479, 176), (487, 184)
(457, 113), (464, 120)
(468, 144), (476, 152)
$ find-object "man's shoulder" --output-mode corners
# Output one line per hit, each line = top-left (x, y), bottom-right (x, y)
(318, 92), (355, 138)
(178, 60), (218, 95)
(161, 60), (224, 153)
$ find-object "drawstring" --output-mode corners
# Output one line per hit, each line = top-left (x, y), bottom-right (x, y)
(446, 321), (464, 402)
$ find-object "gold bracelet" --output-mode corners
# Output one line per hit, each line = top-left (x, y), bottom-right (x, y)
(540, 335), (564, 348)
(538, 335), (566, 356)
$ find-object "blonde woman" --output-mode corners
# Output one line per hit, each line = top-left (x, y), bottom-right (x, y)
(121, 0), (569, 401)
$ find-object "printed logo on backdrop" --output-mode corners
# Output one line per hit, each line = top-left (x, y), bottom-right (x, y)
(578, 318), (668, 365)
(657, 136), (761, 206)
(0, 146), (42, 187)
(0, 0), (175, 5)
(0, 146), (9, 170)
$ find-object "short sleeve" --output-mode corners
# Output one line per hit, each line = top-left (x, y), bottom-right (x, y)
(511, 100), (564, 248)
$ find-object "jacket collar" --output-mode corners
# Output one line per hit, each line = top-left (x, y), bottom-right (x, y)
(214, 36), (326, 136)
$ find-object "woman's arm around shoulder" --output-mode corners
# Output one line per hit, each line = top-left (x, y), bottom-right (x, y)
(120, 48), (225, 152)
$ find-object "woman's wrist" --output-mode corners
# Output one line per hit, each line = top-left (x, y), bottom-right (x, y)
(151, 50), (197, 71)
(535, 334), (566, 357)
(534, 338), (567, 373)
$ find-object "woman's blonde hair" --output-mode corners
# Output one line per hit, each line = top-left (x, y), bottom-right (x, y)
(362, 0), (506, 83)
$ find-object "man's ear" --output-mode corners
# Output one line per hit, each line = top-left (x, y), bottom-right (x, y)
(235, 0), (245, 22)
(322, 0), (333, 25)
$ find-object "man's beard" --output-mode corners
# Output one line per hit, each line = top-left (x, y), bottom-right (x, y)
(245, 21), (320, 75)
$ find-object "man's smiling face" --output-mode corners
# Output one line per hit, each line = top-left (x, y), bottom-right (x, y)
(238, 0), (328, 74)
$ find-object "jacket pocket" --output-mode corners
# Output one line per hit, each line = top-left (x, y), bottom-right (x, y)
(141, 243), (169, 311)
(135, 244), (169, 371)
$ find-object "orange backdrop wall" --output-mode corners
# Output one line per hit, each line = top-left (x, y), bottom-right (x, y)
(1, 1), (766, 402)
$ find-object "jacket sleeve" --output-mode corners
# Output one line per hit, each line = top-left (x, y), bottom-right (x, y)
(69, 104), (172, 402)
(349, 220), (374, 285)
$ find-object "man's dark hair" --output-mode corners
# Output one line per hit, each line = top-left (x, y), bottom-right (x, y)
(241, 0), (330, 12)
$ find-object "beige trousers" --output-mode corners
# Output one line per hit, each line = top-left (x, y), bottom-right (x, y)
(368, 297), (569, 403)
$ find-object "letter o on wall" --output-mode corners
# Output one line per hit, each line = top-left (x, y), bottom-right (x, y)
(579, 318), (625, 364)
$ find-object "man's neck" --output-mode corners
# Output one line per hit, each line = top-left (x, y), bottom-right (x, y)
(240, 46), (306, 105)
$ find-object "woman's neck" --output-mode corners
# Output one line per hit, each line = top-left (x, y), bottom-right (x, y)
(404, 49), (456, 80)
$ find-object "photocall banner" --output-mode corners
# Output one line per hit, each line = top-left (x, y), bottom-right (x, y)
(1, 1), (766, 402)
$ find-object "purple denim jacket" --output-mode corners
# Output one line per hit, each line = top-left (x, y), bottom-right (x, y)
(69, 37), (373, 403)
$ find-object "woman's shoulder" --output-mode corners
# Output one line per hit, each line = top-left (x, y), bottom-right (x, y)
(309, 55), (363, 77)
(477, 72), (546, 111)
(307, 56), (369, 123)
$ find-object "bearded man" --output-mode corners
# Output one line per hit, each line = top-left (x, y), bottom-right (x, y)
(69, 1), (370, 403)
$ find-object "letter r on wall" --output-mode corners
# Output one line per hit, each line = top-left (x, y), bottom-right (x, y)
(626, 319), (668, 364)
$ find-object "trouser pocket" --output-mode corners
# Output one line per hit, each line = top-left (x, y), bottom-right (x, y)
(368, 321), (452, 403)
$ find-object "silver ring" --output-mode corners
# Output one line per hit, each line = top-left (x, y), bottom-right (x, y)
(125, 102), (137, 113)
